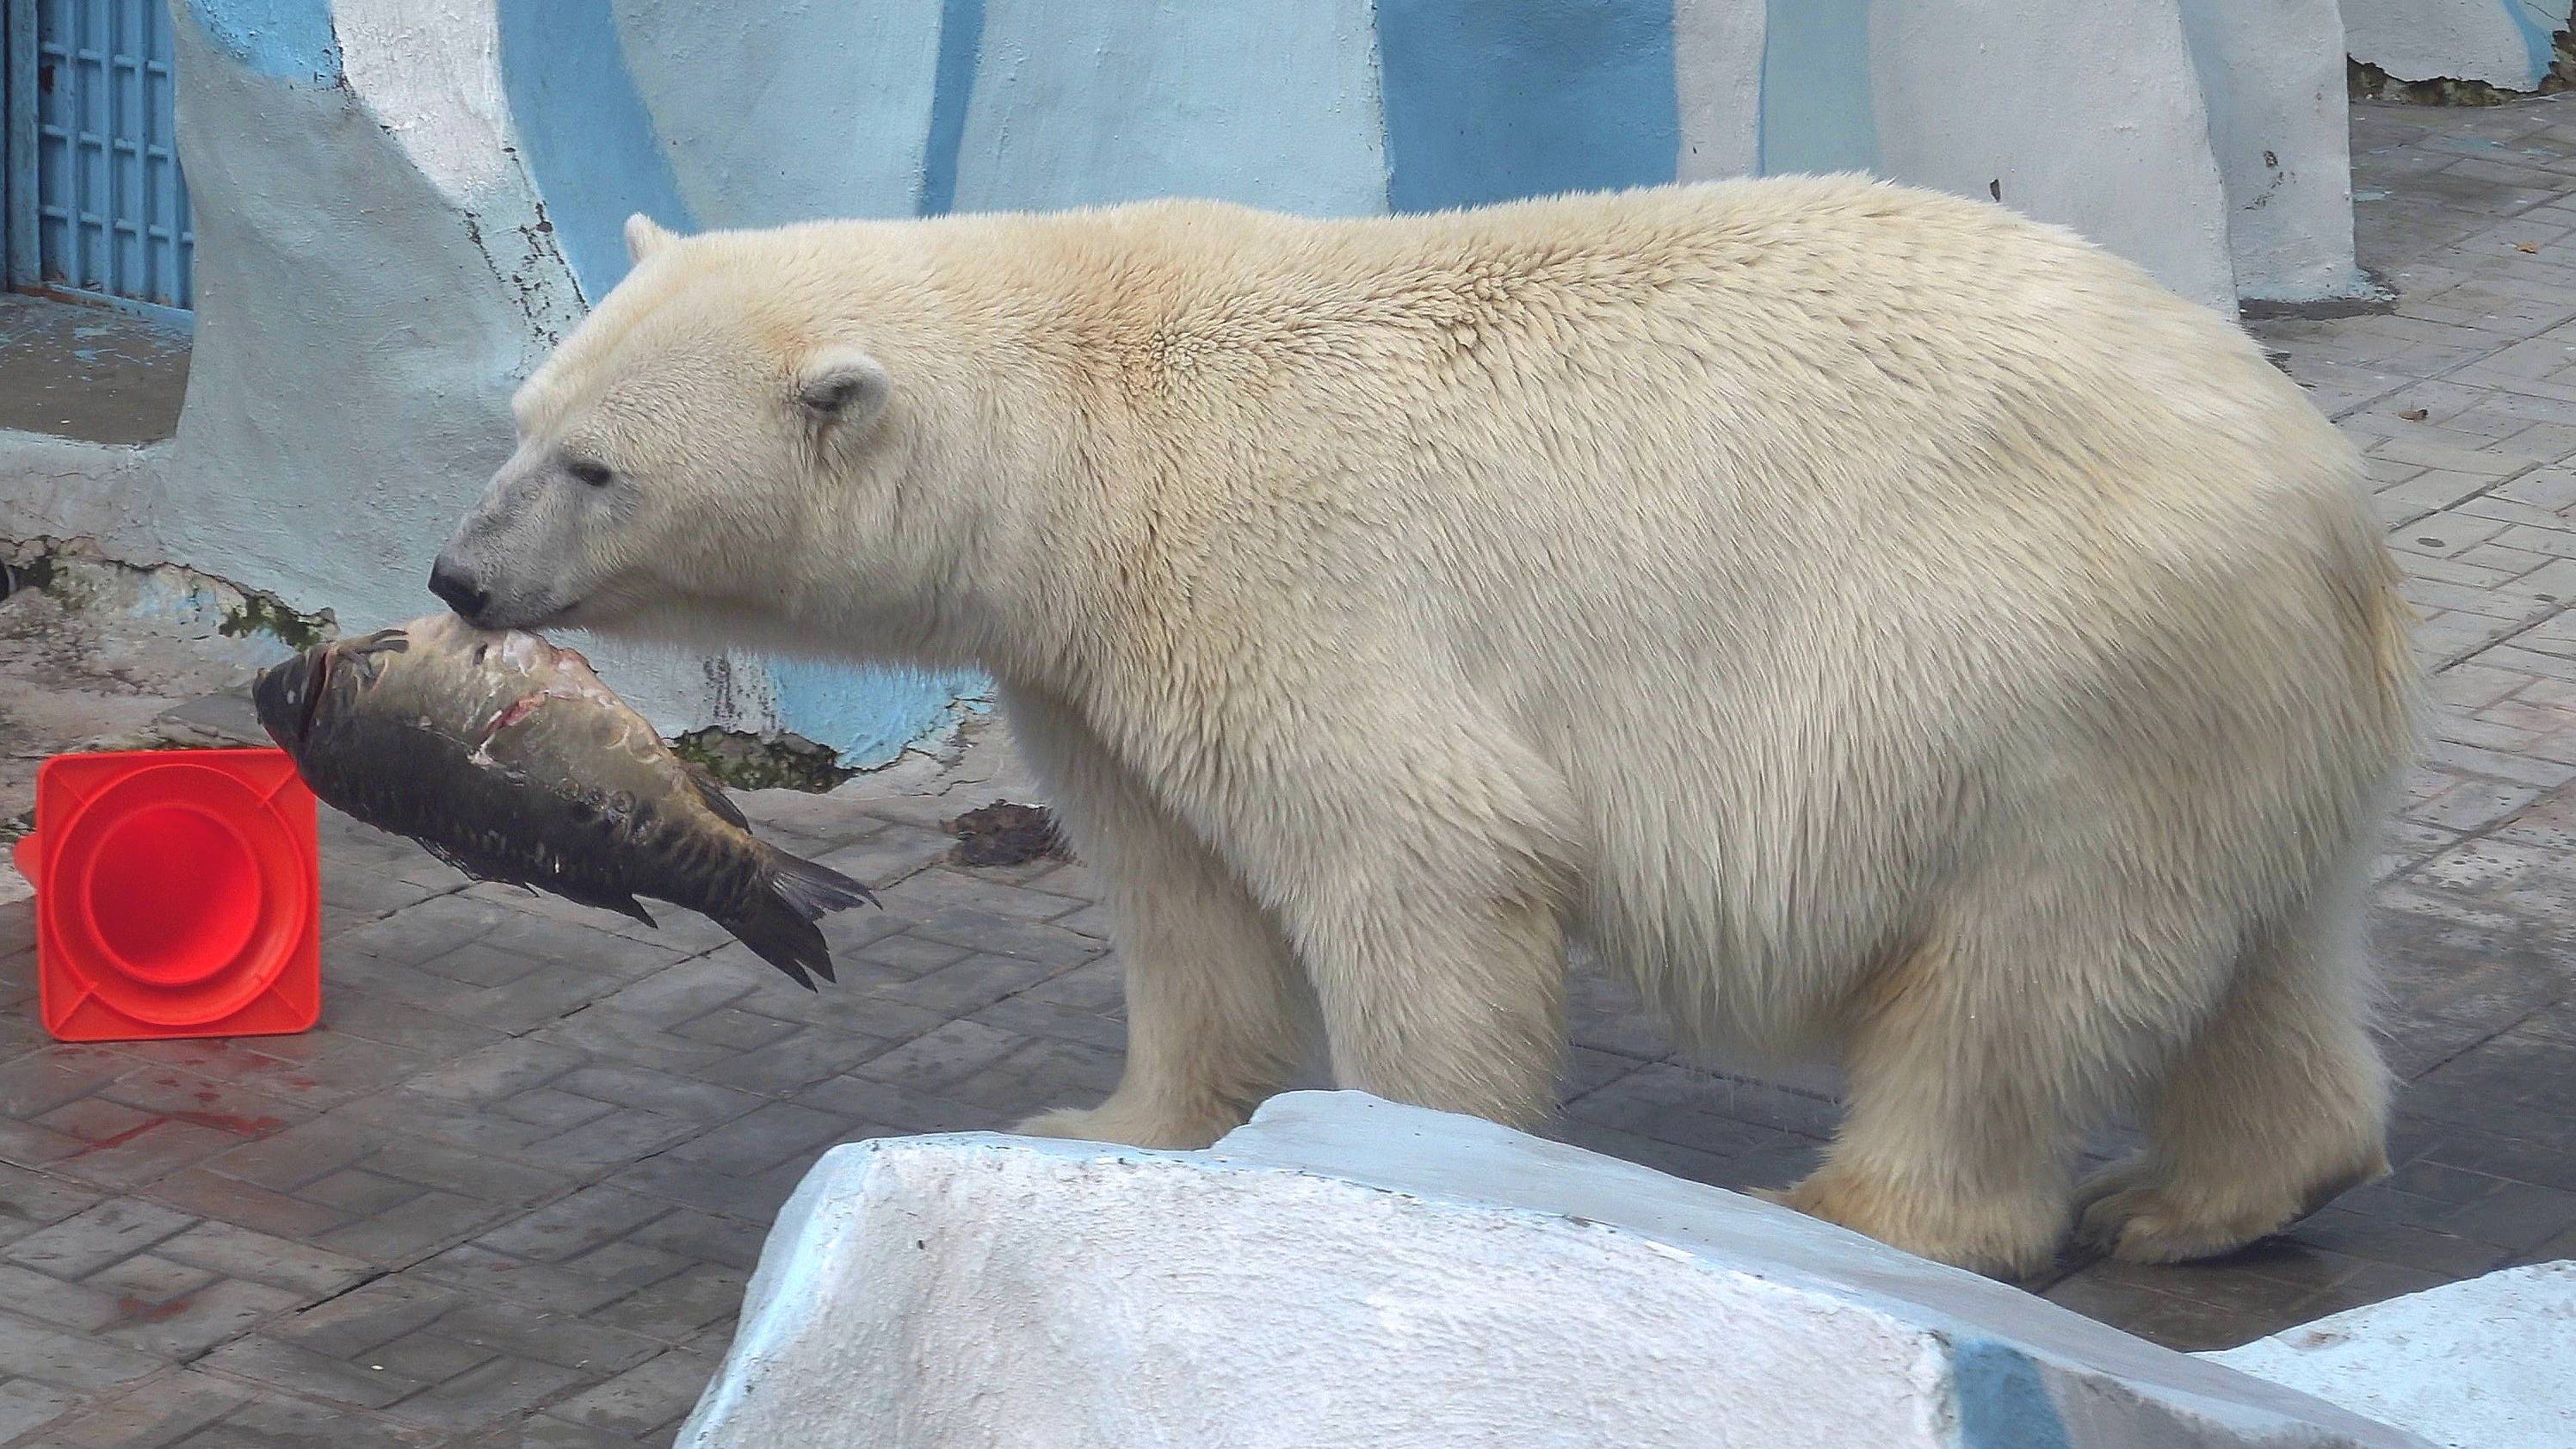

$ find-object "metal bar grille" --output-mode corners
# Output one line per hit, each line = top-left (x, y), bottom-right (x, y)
(34, 0), (189, 309)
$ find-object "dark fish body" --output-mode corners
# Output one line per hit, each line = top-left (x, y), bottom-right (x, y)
(252, 613), (874, 988)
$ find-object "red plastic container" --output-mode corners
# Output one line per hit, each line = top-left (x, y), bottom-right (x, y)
(11, 749), (320, 1042)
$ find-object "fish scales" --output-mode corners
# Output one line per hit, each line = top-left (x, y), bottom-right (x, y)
(252, 613), (876, 989)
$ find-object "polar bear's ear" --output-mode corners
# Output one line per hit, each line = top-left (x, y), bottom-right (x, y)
(624, 213), (679, 263)
(794, 349), (893, 432)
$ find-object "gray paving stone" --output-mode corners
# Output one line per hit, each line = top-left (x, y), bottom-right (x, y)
(0, 1314), (164, 1390)
(80, 1254), (215, 1306)
(549, 1067), (760, 1126)
(192, 1384), (449, 1448)
(0, 1052), (128, 1120)
(556, 1240), (692, 1292)
(513, 1109), (704, 1175)
(427, 1296), (665, 1374)
(412, 1245), (637, 1316)
(0, 1165), (101, 1242)
(654, 1102), (851, 1177)
(265, 1275), (463, 1356)
(139, 1168), (350, 1242)
(96, 1277), (303, 1359)
(667, 1006), (800, 1053)
(314, 1189), (515, 1266)
(380, 1353), (591, 1434)
(507, 1412), (663, 1449)
(0, 1263), (122, 1334)
(788, 1076), (1017, 1138)
(472, 1186), (670, 1265)
(0, 1377), (84, 1442)
(545, 1347), (718, 1438)
(2, 1201), (195, 1281)
(583, 1264), (746, 1343)
(151, 1221), (374, 1298)
(365, 1329), (497, 1385)
(21, 1367), (249, 1448)
(493, 1086), (622, 1132)
(194, 1334), (428, 1409)
(968, 994), (1130, 1052)
(683, 1026), (893, 1095)
(297, 1168), (425, 1217)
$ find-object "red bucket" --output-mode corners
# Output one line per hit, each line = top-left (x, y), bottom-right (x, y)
(12, 749), (320, 1042)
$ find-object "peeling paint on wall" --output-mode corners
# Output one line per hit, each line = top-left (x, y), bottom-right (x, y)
(2341, 0), (2576, 93)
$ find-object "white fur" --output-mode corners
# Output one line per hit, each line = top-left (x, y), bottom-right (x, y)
(446, 176), (2422, 1275)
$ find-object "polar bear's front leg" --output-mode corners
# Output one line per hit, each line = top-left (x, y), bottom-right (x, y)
(1000, 687), (1312, 1150)
(1194, 714), (1577, 1131)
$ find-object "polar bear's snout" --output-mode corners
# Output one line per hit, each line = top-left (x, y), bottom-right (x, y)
(432, 452), (603, 632)
(425, 554), (490, 624)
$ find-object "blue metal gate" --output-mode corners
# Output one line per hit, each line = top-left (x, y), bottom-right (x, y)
(8, 0), (191, 314)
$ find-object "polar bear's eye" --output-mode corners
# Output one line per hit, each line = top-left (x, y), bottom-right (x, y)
(565, 458), (614, 488)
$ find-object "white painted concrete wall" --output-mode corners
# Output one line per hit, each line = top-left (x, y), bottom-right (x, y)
(678, 1093), (2428, 1449)
(1870, 3), (2239, 313)
(1671, 0), (1764, 182)
(2183, 0), (2368, 305)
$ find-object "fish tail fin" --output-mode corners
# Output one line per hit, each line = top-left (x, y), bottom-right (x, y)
(725, 849), (879, 991)
(772, 849), (880, 918)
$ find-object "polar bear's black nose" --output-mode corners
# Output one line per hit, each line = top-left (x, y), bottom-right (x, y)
(429, 556), (491, 623)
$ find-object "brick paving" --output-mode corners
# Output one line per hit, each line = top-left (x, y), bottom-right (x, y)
(9, 96), (2576, 1444)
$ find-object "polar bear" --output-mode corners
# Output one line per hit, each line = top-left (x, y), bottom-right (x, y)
(429, 177), (2420, 1277)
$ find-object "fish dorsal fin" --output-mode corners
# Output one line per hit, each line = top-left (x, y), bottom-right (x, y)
(684, 762), (751, 830)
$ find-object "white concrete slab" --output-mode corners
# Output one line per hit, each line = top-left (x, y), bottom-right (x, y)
(678, 1090), (2426, 1449)
(2205, 1259), (2576, 1449)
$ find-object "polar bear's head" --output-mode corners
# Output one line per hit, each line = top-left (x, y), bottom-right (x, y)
(430, 213), (981, 660)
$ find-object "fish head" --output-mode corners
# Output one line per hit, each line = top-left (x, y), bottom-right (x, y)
(431, 222), (912, 650)
(250, 627), (415, 751)
(250, 644), (329, 750)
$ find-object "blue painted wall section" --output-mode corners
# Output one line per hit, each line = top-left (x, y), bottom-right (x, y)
(1376, 0), (1679, 213)
(771, 661), (986, 768)
(1757, 0), (1875, 176)
(2507, 0), (2562, 81)
(496, 0), (695, 302)
(919, 0), (988, 216)
(607, 0), (949, 229)
(1953, 1340), (2075, 1449)
(952, 0), (1388, 217)
(179, 0), (340, 83)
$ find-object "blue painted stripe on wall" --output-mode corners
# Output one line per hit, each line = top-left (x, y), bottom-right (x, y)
(919, 0), (988, 215)
(2506, 0), (2561, 84)
(949, 0), (1389, 218)
(1757, 0), (1875, 176)
(1952, 1341), (2074, 1449)
(1375, 0), (1680, 213)
(770, 660), (984, 769)
(496, 0), (696, 301)
(181, 0), (340, 83)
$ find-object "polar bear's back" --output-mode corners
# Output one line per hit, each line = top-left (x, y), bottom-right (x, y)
(1031, 179), (2407, 1039)
(886, 176), (2363, 619)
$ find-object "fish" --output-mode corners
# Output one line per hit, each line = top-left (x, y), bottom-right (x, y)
(250, 612), (876, 989)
